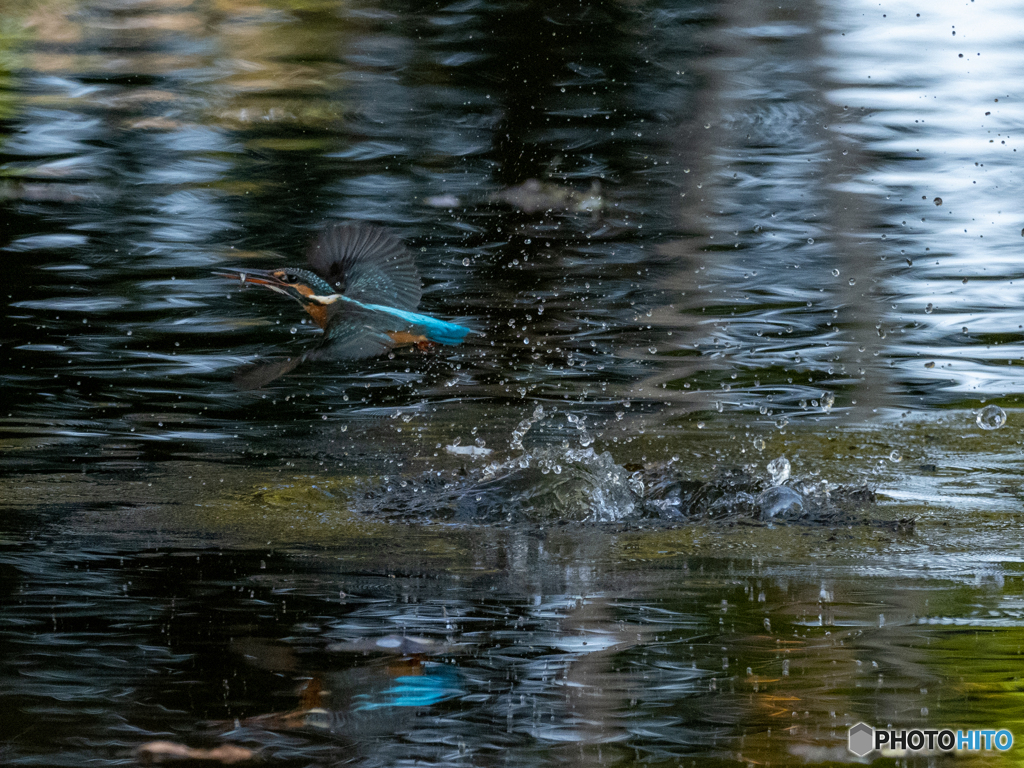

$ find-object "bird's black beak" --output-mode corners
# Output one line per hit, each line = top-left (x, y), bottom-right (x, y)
(213, 268), (289, 294)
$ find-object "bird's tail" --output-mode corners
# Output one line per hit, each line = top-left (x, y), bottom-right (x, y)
(346, 297), (476, 345)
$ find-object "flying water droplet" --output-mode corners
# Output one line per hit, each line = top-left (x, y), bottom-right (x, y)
(820, 391), (835, 414)
(976, 404), (1006, 430)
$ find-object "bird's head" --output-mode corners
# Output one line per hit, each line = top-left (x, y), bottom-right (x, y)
(214, 267), (339, 328)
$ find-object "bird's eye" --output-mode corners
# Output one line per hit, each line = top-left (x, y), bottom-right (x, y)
(280, 273), (297, 284)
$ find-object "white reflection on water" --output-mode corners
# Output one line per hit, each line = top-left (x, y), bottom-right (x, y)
(824, 0), (1024, 400)
(635, 0), (1024, 418)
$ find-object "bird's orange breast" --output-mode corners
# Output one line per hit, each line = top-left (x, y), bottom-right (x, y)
(304, 304), (329, 329)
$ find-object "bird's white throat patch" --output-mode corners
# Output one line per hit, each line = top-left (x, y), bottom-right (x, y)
(308, 293), (341, 305)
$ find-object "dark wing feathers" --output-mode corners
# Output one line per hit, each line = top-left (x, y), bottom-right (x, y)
(306, 223), (422, 311)
(231, 320), (395, 388)
(319, 315), (397, 360)
(233, 353), (311, 391)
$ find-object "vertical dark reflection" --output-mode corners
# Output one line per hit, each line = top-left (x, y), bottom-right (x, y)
(480, 0), (634, 185)
(637, 0), (891, 423)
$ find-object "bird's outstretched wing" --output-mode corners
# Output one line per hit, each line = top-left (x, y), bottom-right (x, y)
(306, 223), (422, 311)
(231, 319), (400, 390)
(232, 353), (313, 391)
(318, 313), (402, 359)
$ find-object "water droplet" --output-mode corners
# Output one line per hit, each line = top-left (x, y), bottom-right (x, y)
(832, 268), (840, 277)
(976, 404), (1007, 430)
(463, 257), (471, 266)
(807, 238), (814, 245)
(889, 450), (902, 463)
(820, 391), (835, 413)
(848, 278), (856, 286)
(290, 327), (297, 334)
(933, 197), (942, 206)
(767, 456), (791, 485)
(752, 437), (765, 451)
(925, 303), (933, 313)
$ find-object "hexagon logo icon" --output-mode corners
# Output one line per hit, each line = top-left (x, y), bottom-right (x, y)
(848, 722), (874, 756)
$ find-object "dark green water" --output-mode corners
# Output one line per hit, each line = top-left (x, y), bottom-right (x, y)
(2, 0), (1024, 764)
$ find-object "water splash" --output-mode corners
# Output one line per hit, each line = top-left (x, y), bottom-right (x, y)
(767, 456), (791, 485)
(566, 413), (594, 448)
(756, 486), (804, 519)
(482, 445), (639, 522)
(510, 405), (545, 451)
(351, 449), (880, 527)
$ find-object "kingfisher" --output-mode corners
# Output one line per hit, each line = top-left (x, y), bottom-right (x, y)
(215, 222), (475, 389)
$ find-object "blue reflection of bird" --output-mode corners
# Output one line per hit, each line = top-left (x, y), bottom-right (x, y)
(215, 223), (474, 389)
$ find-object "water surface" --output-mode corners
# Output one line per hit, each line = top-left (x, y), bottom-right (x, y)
(2, 0), (1024, 764)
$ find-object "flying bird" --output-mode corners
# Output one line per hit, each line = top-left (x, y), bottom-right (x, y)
(215, 223), (474, 389)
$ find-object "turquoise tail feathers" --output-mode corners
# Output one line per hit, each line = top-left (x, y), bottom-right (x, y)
(342, 296), (474, 345)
